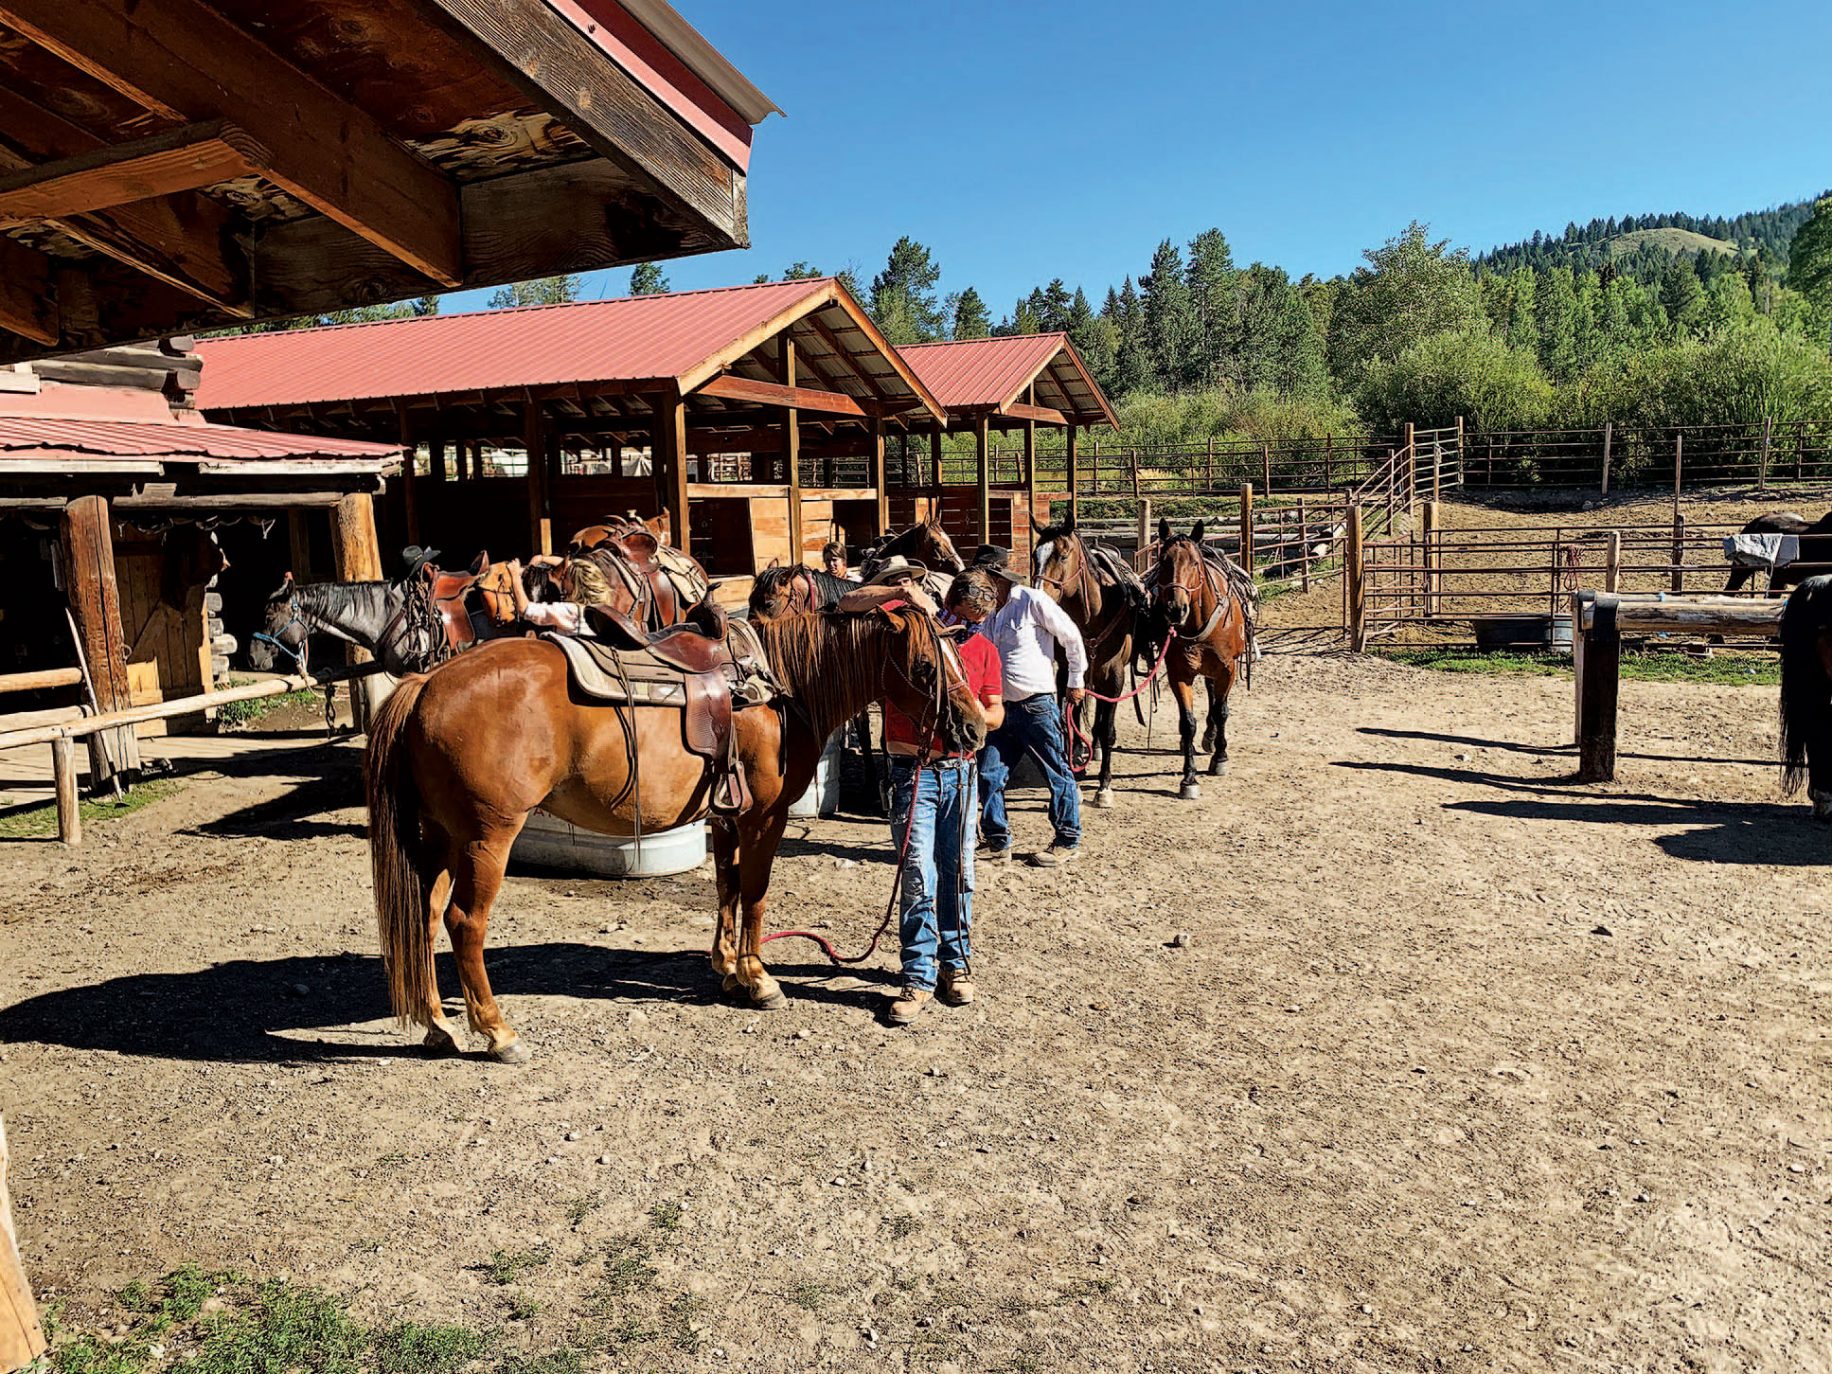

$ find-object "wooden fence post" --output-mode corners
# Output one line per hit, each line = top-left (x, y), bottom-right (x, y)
(329, 492), (384, 732)
(51, 735), (79, 845)
(1239, 483), (1254, 577)
(1347, 502), (1366, 652)
(1574, 593), (1620, 784)
(1261, 441), (1272, 499)
(1672, 431), (1683, 504)
(59, 495), (140, 790)
(0, 1115), (46, 1374)
(1420, 500), (1439, 617)
(1129, 448), (1141, 500)
(1670, 512), (1686, 593)
(1297, 496), (1311, 592)
(1136, 498), (1153, 568)
(1600, 420), (1613, 495)
(1605, 531), (1621, 593)
(1759, 415), (1772, 493)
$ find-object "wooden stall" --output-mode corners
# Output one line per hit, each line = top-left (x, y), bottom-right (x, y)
(195, 279), (947, 580)
(893, 334), (1118, 563)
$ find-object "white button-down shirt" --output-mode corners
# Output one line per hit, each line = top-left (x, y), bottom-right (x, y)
(978, 584), (1087, 701)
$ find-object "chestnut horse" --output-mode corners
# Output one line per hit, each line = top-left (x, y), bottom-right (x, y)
(1032, 513), (1147, 807)
(365, 606), (987, 1062)
(1144, 518), (1252, 800)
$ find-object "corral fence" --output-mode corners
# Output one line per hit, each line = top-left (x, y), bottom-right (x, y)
(1460, 419), (1832, 493)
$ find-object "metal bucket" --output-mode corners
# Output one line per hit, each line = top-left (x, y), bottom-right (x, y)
(787, 731), (843, 819)
(1472, 614), (1573, 652)
(511, 811), (706, 878)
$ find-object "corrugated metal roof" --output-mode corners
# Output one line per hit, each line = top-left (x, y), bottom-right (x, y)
(901, 333), (1118, 428)
(195, 280), (839, 412)
(0, 415), (400, 469)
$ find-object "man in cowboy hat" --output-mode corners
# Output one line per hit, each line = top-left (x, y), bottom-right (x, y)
(963, 545), (1087, 867)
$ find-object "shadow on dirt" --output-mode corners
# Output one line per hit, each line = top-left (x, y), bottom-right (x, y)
(0, 942), (894, 1065)
(1358, 724), (1774, 769)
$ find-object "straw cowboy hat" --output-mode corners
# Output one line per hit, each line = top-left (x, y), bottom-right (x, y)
(967, 544), (1028, 585)
(859, 554), (929, 587)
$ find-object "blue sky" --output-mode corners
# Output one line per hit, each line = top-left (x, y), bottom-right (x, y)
(449, 0), (1832, 316)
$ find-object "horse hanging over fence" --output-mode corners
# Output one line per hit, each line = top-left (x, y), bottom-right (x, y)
(1032, 513), (1148, 807)
(1724, 510), (1832, 595)
(365, 605), (986, 1061)
(1779, 574), (1832, 822)
(1143, 519), (1255, 800)
(747, 564), (858, 621)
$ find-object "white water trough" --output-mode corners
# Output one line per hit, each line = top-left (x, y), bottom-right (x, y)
(512, 812), (706, 878)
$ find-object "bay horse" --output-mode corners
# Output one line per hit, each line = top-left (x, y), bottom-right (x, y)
(1779, 574), (1832, 822)
(863, 515), (965, 580)
(1144, 518), (1253, 800)
(364, 606), (987, 1061)
(1724, 510), (1832, 594)
(1032, 513), (1147, 808)
(747, 564), (857, 620)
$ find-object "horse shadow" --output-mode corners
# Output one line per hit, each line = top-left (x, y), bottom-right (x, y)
(0, 943), (894, 1066)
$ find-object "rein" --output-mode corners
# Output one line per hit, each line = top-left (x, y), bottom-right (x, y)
(1063, 630), (1175, 773)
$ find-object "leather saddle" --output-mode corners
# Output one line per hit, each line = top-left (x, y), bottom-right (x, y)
(425, 551), (497, 653)
(545, 599), (774, 816)
(574, 520), (708, 632)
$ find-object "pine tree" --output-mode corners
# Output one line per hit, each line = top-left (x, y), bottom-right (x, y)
(1036, 279), (1073, 332)
(869, 237), (946, 345)
(1111, 277), (1153, 395)
(487, 275), (582, 308)
(411, 295), (440, 317)
(1658, 255), (1705, 336)
(783, 261), (822, 280)
(1235, 264), (1327, 395)
(1140, 238), (1198, 388)
(1786, 197), (1832, 338)
(629, 262), (669, 295)
(1185, 228), (1239, 387)
(949, 286), (992, 340)
(1536, 266), (1581, 381)
(1064, 287), (1113, 383)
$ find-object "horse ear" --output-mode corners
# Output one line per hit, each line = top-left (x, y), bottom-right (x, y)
(1191, 520), (1205, 543)
(1158, 517), (1171, 547)
(764, 556), (780, 571)
(283, 569), (295, 585)
(469, 550), (488, 575)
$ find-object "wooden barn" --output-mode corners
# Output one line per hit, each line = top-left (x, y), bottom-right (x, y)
(893, 333), (1118, 563)
(193, 279), (949, 578)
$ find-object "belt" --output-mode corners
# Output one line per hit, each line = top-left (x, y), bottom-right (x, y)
(889, 754), (973, 770)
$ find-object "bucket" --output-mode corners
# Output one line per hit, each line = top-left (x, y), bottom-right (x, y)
(788, 731), (843, 818)
(511, 811), (706, 878)
(1471, 614), (1573, 652)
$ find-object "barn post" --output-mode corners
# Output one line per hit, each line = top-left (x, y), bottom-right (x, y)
(1346, 502), (1366, 652)
(59, 495), (140, 789)
(657, 391), (691, 555)
(866, 414), (887, 541)
(51, 735), (79, 845)
(1022, 404), (1038, 544)
(523, 396), (551, 557)
(782, 337), (804, 562)
(1066, 424), (1080, 522)
(0, 1115), (47, 1374)
(1238, 482), (1255, 578)
(394, 400), (420, 547)
(329, 492), (385, 732)
(975, 415), (992, 544)
(429, 436), (447, 482)
(1575, 592), (1620, 784)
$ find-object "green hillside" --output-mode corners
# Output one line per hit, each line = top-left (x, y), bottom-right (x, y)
(1603, 227), (1737, 259)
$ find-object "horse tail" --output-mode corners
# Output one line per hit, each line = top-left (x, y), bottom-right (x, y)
(1778, 576), (1832, 796)
(365, 672), (434, 1025)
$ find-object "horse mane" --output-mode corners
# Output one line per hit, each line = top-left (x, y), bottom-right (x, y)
(754, 611), (891, 736)
(751, 564), (854, 610)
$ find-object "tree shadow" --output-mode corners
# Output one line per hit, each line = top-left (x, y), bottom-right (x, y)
(1358, 724), (1773, 768)
(0, 942), (893, 1065)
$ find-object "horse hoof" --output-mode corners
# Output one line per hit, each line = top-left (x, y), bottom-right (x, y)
(1178, 782), (1201, 801)
(750, 983), (788, 1010)
(1209, 759), (1229, 778)
(422, 1023), (464, 1056)
(721, 972), (743, 994)
(489, 1039), (533, 1066)
(1094, 788), (1115, 809)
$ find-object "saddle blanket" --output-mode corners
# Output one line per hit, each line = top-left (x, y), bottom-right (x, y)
(1724, 533), (1800, 568)
(545, 633), (690, 705)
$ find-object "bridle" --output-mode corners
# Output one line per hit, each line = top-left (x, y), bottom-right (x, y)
(251, 592), (310, 673)
(1154, 539), (1231, 642)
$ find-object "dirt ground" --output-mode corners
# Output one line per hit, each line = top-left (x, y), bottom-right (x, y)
(2, 652), (1829, 1372)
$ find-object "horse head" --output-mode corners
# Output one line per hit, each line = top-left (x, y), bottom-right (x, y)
(747, 565), (806, 622)
(248, 572), (307, 673)
(876, 603), (987, 757)
(1152, 521), (1208, 629)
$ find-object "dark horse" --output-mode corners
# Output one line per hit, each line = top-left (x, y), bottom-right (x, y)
(1724, 510), (1832, 594)
(1032, 513), (1147, 808)
(747, 564), (857, 620)
(247, 572), (445, 678)
(1144, 519), (1253, 800)
(1779, 575), (1832, 822)
(365, 606), (987, 1060)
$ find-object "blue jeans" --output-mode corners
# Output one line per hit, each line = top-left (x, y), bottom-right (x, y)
(979, 694), (1081, 852)
(889, 757), (976, 991)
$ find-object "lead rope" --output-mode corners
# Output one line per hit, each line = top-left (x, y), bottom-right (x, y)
(1063, 630), (1174, 774)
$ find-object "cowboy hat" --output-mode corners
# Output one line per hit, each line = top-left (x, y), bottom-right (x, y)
(967, 544), (1028, 585)
(860, 554), (929, 587)
(401, 544), (443, 576)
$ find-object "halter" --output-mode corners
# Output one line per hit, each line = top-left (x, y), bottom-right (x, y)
(251, 594), (310, 673)
(1155, 540), (1231, 642)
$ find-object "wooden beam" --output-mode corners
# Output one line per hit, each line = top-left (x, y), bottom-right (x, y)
(1066, 425), (1080, 521)
(524, 399), (550, 555)
(1000, 401), (1069, 426)
(329, 493), (383, 731)
(656, 392), (691, 554)
(0, 0), (462, 285)
(697, 373), (869, 418)
(784, 338), (803, 566)
(802, 311), (892, 401)
(869, 414), (887, 536)
(0, 88), (245, 310)
(394, 401), (420, 547)
(58, 494), (140, 786)
(975, 416), (991, 544)
(0, 237), (56, 345)
(0, 120), (265, 221)
(424, 0), (746, 251)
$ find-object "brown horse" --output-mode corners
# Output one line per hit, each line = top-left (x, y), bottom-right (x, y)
(863, 515), (966, 580)
(365, 606), (987, 1062)
(1032, 513), (1147, 808)
(747, 564), (858, 620)
(1145, 518), (1252, 800)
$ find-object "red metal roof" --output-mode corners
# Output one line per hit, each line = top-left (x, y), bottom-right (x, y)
(195, 280), (839, 412)
(900, 334), (1117, 428)
(0, 415), (400, 470)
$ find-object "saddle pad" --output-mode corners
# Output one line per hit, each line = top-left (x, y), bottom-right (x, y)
(542, 633), (690, 707)
(1724, 533), (1800, 568)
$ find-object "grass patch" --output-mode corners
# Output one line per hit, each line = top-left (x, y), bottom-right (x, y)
(562, 1193), (600, 1230)
(504, 1296), (542, 1324)
(479, 1248), (551, 1287)
(216, 677), (323, 729)
(0, 778), (180, 841)
(646, 1201), (683, 1235)
(1378, 647), (1779, 686)
(881, 1214), (918, 1240)
(785, 1282), (829, 1313)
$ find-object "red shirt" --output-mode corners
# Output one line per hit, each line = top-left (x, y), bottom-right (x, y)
(884, 631), (1001, 757)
